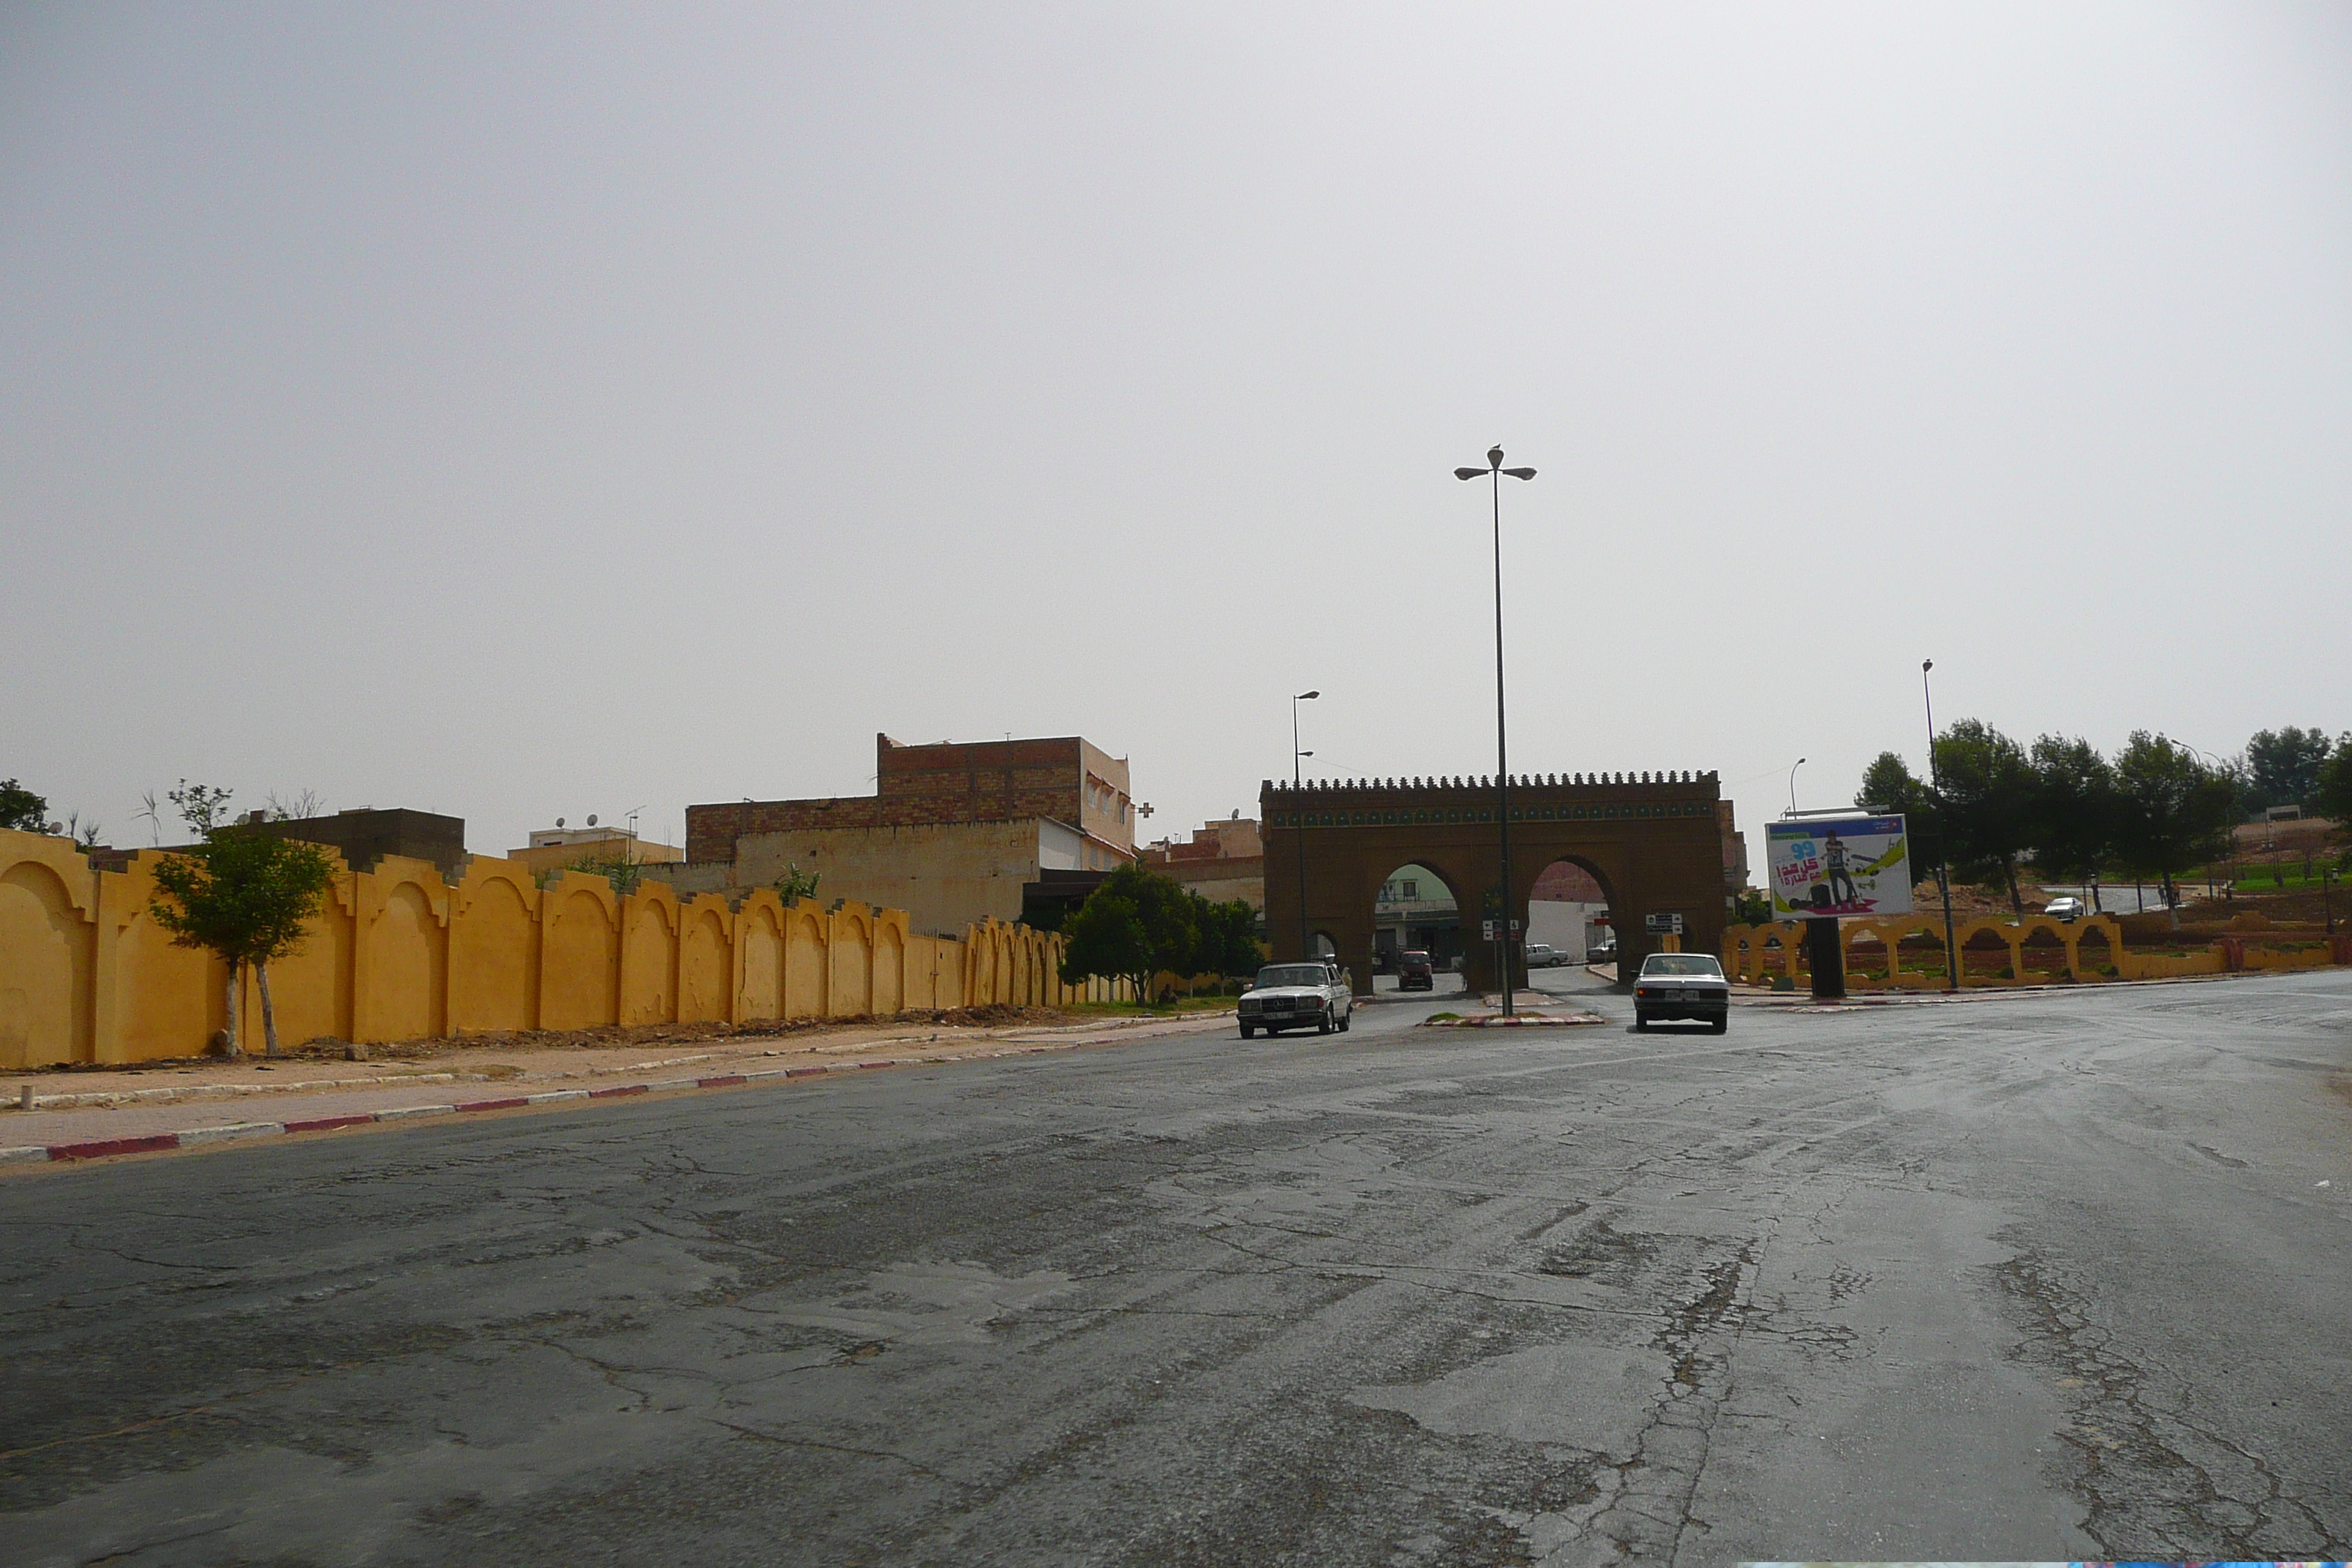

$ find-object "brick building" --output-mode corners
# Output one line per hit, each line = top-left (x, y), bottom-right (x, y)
(669, 734), (1137, 935)
(1138, 814), (1265, 913)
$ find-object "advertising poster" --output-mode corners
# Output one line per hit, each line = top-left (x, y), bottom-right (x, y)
(1765, 815), (1912, 918)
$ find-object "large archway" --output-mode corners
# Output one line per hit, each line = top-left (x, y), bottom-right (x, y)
(1264, 771), (1725, 995)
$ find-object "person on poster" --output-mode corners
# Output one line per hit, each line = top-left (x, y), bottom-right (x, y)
(1823, 830), (1860, 907)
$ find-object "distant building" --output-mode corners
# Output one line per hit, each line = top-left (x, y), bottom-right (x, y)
(1139, 813), (1264, 912)
(1526, 860), (1608, 960)
(1373, 863), (1460, 965)
(508, 823), (684, 881)
(254, 807), (469, 879)
(668, 734), (1137, 936)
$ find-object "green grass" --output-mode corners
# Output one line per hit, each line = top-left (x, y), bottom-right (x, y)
(2189, 867), (2348, 894)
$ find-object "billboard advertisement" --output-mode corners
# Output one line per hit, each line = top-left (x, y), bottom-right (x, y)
(1765, 815), (1912, 918)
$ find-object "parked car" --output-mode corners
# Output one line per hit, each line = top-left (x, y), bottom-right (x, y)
(1633, 952), (1729, 1033)
(1238, 962), (1354, 1038)
(1523, 943), (1567, 969)
(2043, 897), (2088, 921)
(1587, 938), (1617, 965)
(1398, 949), (1434, 990)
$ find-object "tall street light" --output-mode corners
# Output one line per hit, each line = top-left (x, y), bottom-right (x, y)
(1292, 690), (1319, 962)
(1456, 446), (1536, 1014)
(1923, 660), (1959, 992)
(1786, 758), (1807, 818)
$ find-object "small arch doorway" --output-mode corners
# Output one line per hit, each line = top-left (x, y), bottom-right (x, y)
(1525, 856), (1612, 987)
(1371, 862), (1465, 998)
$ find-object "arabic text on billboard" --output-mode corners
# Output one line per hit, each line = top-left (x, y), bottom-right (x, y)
(1765, 815), (1912, 918)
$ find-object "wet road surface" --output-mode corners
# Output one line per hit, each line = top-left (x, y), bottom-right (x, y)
(3, 969), (2348, 1565)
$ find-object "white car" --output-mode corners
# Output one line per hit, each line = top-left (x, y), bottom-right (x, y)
(1523, 943), (1567, 968)
(1238, 962), (1353, 1038)
(2043, 897), (2088, 921)
(1633, 952), (1729, 1033)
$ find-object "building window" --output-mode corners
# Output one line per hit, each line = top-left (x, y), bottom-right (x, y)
(1402, 880), (1418, 899)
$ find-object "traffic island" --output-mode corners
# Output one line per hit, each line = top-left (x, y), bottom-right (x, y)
(1420, 1009), (1607, 1029)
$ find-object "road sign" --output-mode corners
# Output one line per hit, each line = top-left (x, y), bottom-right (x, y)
(1645, 912), (1684, 935)
(1481, 919), (1497, 941)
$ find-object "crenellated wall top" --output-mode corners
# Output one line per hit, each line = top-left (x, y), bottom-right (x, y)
(1257, 770), (1721, 830)
(1263, 770), (1717, 799)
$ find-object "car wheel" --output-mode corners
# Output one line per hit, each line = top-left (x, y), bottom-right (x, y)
(1708, 1015), (1727, 1033)
(1634, 1012), (1650, 1032)
(1338, 1008), (1352, 1033)
(1317, 1008), (1334, 1035)
(1239, 1023), (1256, 1039)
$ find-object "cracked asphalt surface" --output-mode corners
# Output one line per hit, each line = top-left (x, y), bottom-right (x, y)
(2, 968), (2348, 1566)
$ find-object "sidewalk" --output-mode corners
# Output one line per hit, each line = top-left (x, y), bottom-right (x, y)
(0, 1010), (1236, 1169)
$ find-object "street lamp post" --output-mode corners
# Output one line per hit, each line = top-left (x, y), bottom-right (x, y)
(1292, 690), (1319, 962)
(1786, 758), (1807, 818)
(1923, 660), (1959, 992)
(1456, 446), (1536, 1014)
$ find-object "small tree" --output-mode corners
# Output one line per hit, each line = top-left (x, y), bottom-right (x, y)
(2028, 734), (2118, 908)
(2242, 726), (2334, 816)
(1, 778), (49, 832)
(1058, 863), (1200, 1003)
(2112, 732), (2237, 928)
(1190, 896), (1263, 984)
(774, 861), (821, 902)
(148, 785), (339, 1057)
(2315, 734), (2352, 835)
(1934, 720), (2037, 912)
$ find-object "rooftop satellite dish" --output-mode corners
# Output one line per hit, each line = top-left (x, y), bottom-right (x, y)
(587, 814), (598, 826)
(556, 817), (565, 829)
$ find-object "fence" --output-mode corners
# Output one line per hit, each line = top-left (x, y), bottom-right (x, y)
(1719, 913), (2351, 990)
(0, 829), (1123, 1068)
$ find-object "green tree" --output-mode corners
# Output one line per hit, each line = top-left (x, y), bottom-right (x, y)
(149, 802), (340, 1058)
(1190, 896), (1264, 981)
(1856, 751), (1947, 895)
(2242, 726), (2334, 815)
(2112, 732), (2237, 927)
(774, 862), (821, 902)
(1933, 720), (2037, 912)
(2027, 734), (2118, 906)
(2313, 734), (2352, 833)
(1058, 863), (1199, 1003)
(0, 778), (49, 832)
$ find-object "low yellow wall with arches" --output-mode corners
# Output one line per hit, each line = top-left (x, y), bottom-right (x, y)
(0, 829), (1125, 1068)
(1719, 911), (2342, 990)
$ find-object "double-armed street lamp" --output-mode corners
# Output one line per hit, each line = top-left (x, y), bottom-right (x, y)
(1292, 690), (1319, 962)
(1455, 447), (1536, 1014)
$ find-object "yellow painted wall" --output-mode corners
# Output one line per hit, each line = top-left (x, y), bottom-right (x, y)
(0, 829), (1111, 1064)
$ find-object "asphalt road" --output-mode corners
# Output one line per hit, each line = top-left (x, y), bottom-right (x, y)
(4, 970), (2348, 1567)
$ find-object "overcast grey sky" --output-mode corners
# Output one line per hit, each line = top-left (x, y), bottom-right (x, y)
(5, 2), (2348, 876)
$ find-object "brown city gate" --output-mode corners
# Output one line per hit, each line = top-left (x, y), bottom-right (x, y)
(1261, 771), (1726, 995)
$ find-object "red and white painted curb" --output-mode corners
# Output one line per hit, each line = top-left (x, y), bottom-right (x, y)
(0, 1048), (1063, 1166)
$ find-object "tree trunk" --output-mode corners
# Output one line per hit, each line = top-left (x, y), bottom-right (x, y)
(223, 960), (241, 1058)
(258, 962), (281, 1058)
(2004, 859), (2024, 915)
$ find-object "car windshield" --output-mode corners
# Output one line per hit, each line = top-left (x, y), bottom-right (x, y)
(1640, 954), (1723, 978)
(1256, 965), (1327, 989)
